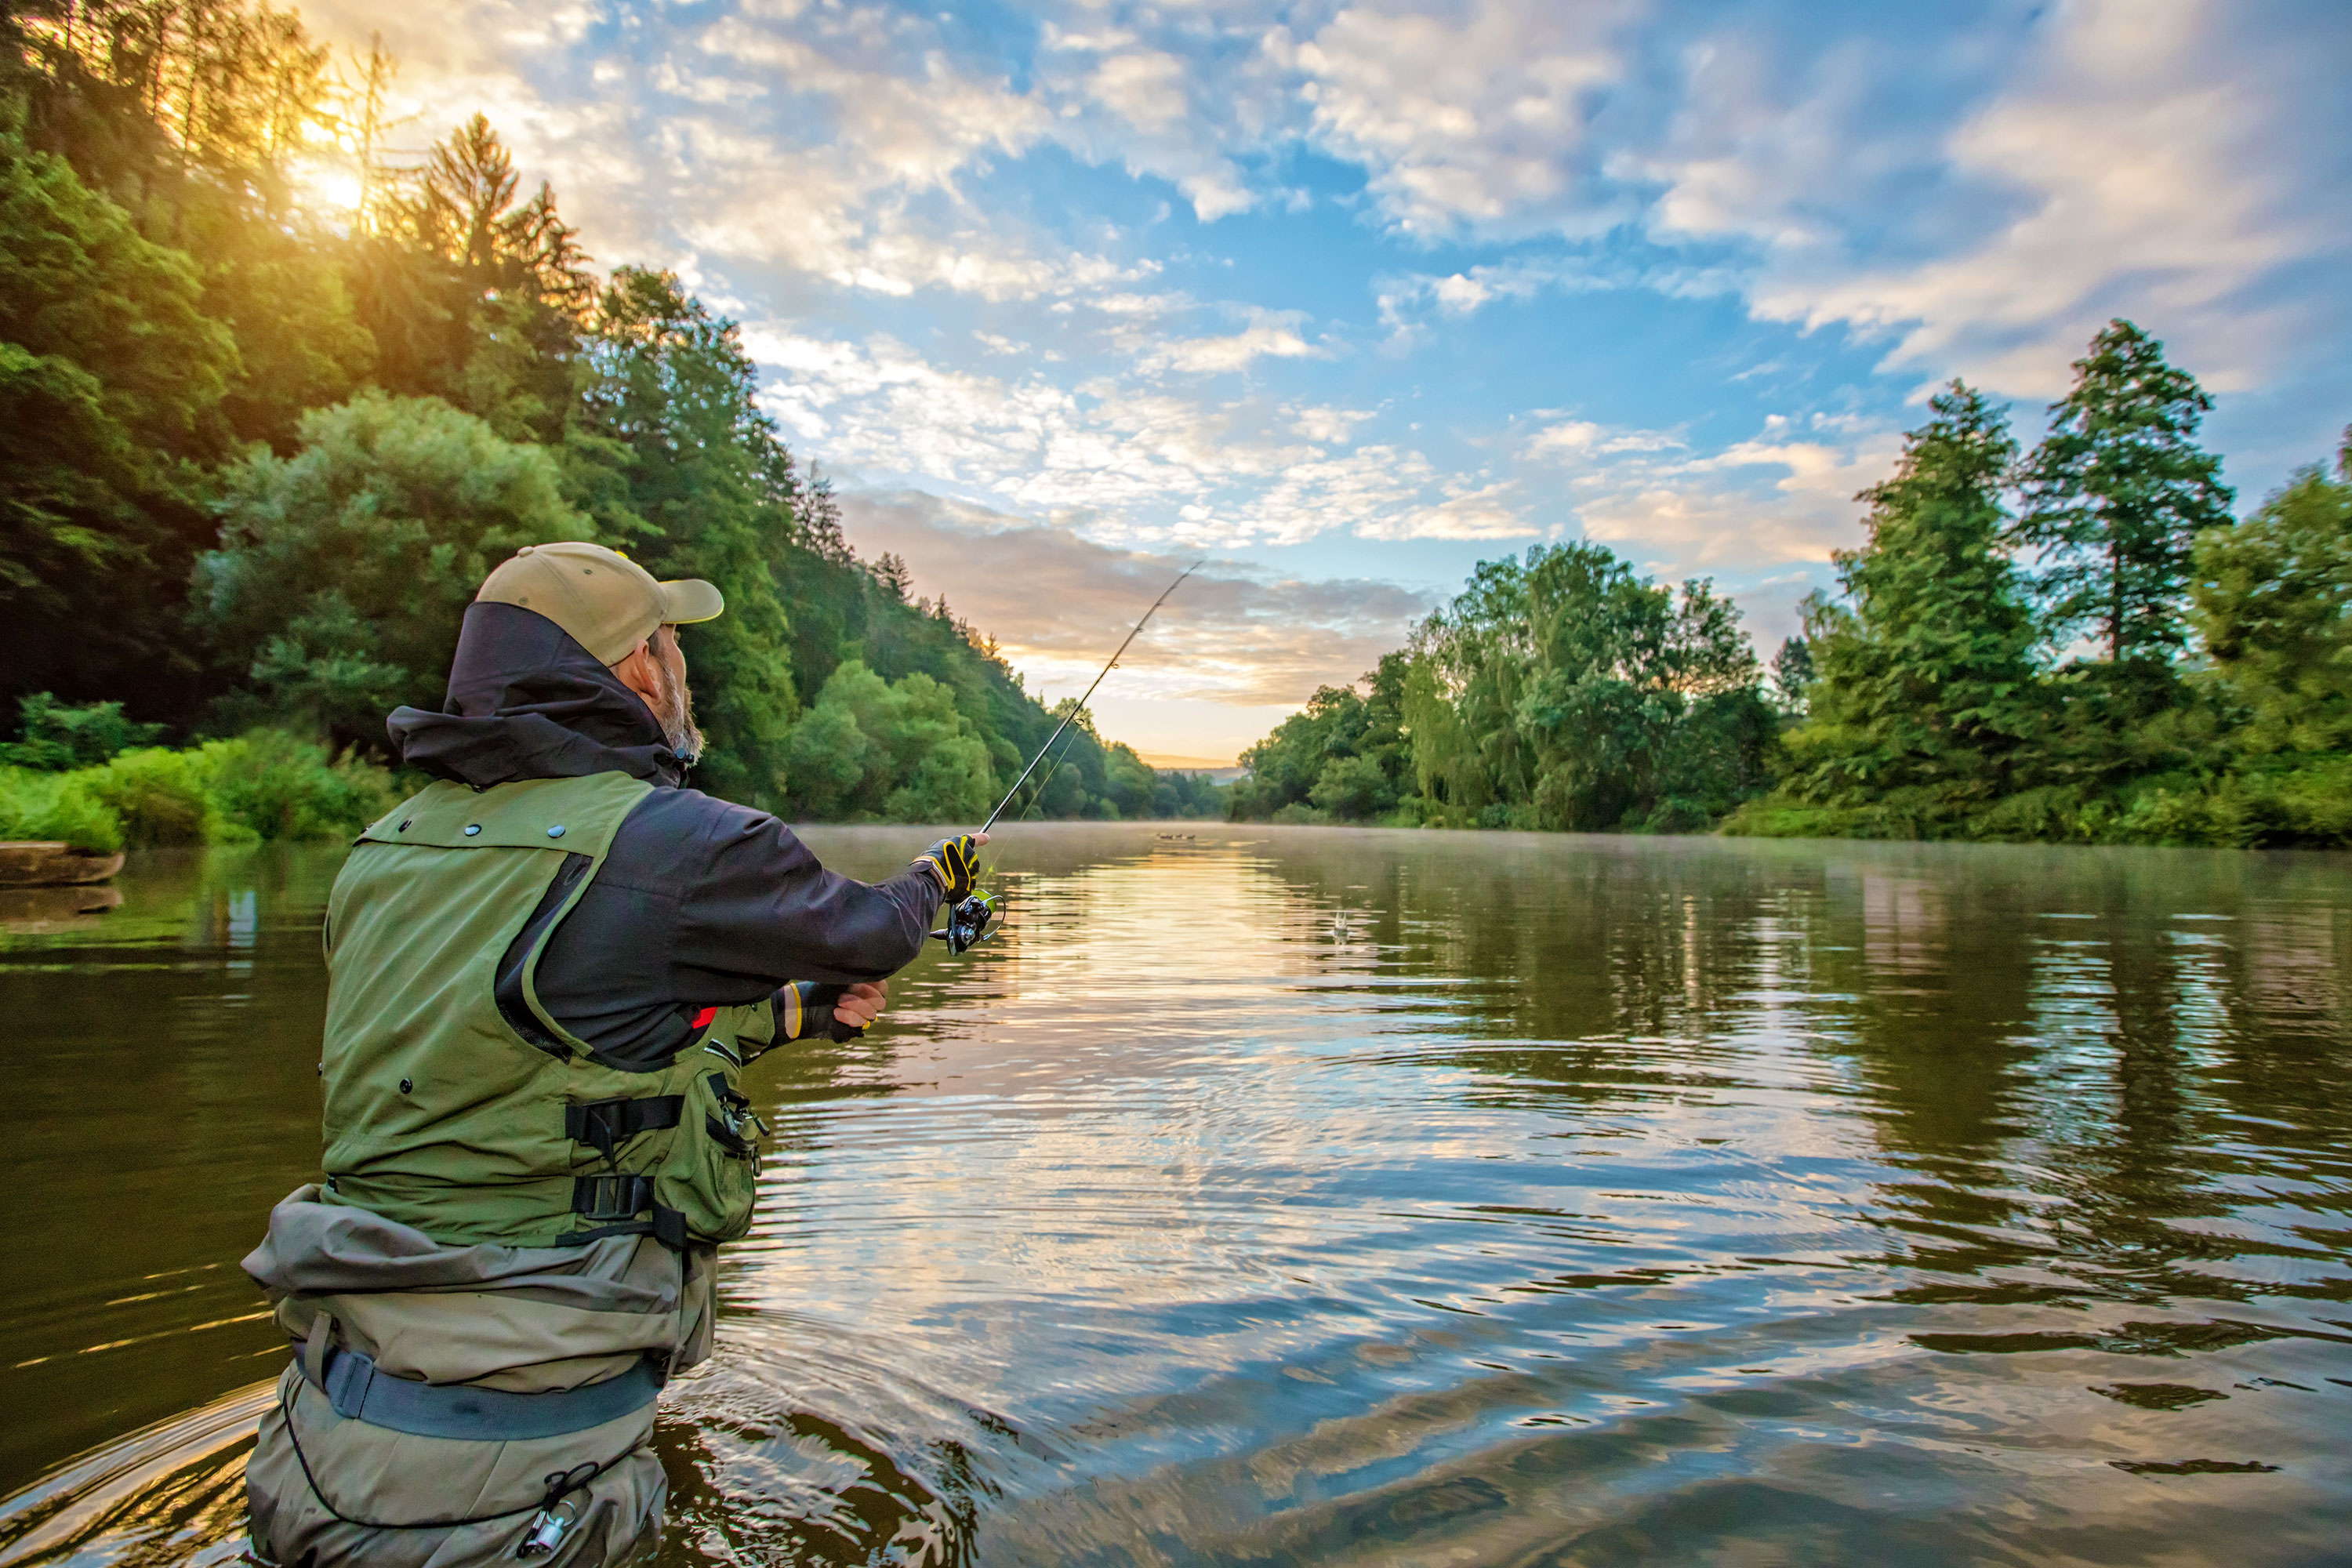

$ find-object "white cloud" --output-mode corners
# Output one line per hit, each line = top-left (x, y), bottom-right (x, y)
(1633, 0), (2351, 397)
(1283, 0), (1643, 238)
(1359, 480), (1541, 543)
(832, 492), (1437, 708)
(749, 331), (1443, 546)
(1548, 415), (1904, 578)
(1142, 316), (1326, 376)
(1526, 419), (1685, 459)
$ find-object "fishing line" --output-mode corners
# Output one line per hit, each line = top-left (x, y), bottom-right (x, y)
(979, 560), (1204, 835)
(937, 559), (1205, 954)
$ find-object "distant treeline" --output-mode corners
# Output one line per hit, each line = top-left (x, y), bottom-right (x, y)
(1230, 325), (2352, 849)
(0, 1), (1221, 826)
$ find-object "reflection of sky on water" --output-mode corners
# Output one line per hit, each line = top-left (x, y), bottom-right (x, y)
(3, 829), (2349, 1566)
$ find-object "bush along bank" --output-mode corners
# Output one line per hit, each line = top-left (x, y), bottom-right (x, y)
(1228, 325), (2352, 850)
(0, 702), (401, 854)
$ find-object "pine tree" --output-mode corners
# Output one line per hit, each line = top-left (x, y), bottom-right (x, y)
(1781, 382), (2041, 810)
(2014, 320), (2234, 665)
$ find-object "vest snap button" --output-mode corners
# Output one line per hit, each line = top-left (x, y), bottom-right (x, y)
(547, 825), (566, 838)
(399, 1077), (413, 1094)
(464, 824), (481, 837)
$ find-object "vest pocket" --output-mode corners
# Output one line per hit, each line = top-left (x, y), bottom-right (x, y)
(659, 1068), (764, 1243)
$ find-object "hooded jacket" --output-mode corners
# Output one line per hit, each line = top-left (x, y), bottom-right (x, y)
(385, 601), (938, 1069)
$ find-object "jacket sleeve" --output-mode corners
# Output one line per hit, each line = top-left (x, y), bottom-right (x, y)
(667, 798), (941, 989)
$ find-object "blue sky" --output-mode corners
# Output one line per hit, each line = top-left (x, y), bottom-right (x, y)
(308, 0), (2351, 762)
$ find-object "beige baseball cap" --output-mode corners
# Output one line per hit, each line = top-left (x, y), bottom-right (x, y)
(476, 541), (724, 665)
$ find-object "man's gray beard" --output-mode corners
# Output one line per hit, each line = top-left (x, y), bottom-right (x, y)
(650, 651), (705, 763)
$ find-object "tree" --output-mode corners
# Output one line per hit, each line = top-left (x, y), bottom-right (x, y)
(1769, 636), (1814, 716)
(1779, 383), (2042, 811)
(193, 390), (593, 743)
(2191, 432), (2352, 755)
(578, 267), (800, 808)
(0, 692), (162, 768)
(784, 660), (994, 822)
(0, 136), (237, 717)
(2014, 320), (2234, 665)
(1403, 543), (1767, 831)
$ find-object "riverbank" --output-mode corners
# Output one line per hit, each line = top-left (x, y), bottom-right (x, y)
(0, 731), (401, 854)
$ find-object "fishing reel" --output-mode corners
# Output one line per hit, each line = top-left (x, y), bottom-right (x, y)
(932, 891), (1003, 955)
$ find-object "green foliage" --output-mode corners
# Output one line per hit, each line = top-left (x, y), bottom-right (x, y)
(0, 767), (124, 853)
(785, 660), (996, 823)
(1725, 352), (2349, 848)
(579, 268), (799, 808)
(0, 135), (238, 711)
(80, 745), (216, 844)
(2191, 437), (2352, 755)
(1232, 681), (1393, 822)
(1233, 550), (1771, 833)
(196, 731), (401, 842)
(1408, 543), (1770, 831)
(1, 692), (162, 768)
(0, 728), (398, 852)
(194, 390), (594, 742)
(1148, 768), (1229, 819)
(1767, 383), (2043, 828)
(1768, 636), (1814, 716)
(2014, 320), (2234, 663)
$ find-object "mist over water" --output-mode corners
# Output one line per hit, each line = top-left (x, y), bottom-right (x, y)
(3, 826), (2348, 1566)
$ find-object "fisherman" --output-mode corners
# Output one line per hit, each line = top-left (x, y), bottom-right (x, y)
(241, 541), (985, 1566)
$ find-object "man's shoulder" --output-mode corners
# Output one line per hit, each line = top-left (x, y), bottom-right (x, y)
(610, 784), (804, 866)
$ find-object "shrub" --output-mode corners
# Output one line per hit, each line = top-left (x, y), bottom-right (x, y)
(82, 746), (216, 845)
(199, 731), (401, 842)
(0, 767), (125, 853)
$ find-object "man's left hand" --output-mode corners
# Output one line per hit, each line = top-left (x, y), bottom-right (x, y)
(833, 981), (888, 1032)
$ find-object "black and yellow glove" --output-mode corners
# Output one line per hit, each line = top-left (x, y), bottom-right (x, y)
(914, 834), (983, 903)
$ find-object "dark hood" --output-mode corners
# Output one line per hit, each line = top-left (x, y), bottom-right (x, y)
(388, 601), (683, 789)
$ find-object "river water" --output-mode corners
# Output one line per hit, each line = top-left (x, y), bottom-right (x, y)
(2, 824), (2347, 1566)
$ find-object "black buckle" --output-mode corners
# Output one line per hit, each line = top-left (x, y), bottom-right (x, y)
(572, 1172), (654, 1222)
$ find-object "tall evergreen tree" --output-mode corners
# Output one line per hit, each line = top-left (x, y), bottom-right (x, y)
(1780, 382), (2041, 811)
(2014, 320), (2234, 664)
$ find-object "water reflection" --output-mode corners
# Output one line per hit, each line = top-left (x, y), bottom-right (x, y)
(2, 828), (2347, 1566)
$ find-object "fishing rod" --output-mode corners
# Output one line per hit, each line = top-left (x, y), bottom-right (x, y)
(934, 559), (1205, 954)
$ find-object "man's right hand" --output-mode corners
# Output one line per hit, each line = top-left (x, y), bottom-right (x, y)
(914, 833), (988, 902)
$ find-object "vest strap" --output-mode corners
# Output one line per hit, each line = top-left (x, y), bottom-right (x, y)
(300, 1343), (662, 1440)
(568, 1174), (691, 1251)
(564, 1095), (684, 1162)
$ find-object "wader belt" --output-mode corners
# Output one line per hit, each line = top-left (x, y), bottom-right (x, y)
(299, 1342), (662, 1440)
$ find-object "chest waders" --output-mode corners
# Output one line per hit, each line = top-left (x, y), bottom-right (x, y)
(249, 773), (777, 1563)
(321, 771), (773, 1251)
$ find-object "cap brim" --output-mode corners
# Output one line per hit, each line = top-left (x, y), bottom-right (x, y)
(659, 579), (724, 624)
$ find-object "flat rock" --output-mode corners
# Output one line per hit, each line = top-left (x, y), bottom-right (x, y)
(0, 841), (126, 887)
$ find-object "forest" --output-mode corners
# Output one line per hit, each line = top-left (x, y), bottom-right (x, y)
(1228, 336), (2352, 849)
(0, 1), (1225, 851)
(6, 5), (2345, 855)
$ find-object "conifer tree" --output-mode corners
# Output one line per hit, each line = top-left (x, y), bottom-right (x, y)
(2014, 320), (2234, 665)
(1781, 382), (2040, 808)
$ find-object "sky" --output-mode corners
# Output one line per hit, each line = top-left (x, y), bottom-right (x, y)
(299, 0), (2352, 764)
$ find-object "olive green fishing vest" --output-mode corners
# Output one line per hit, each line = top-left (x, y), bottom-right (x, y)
(318, 771), (771, 1250)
